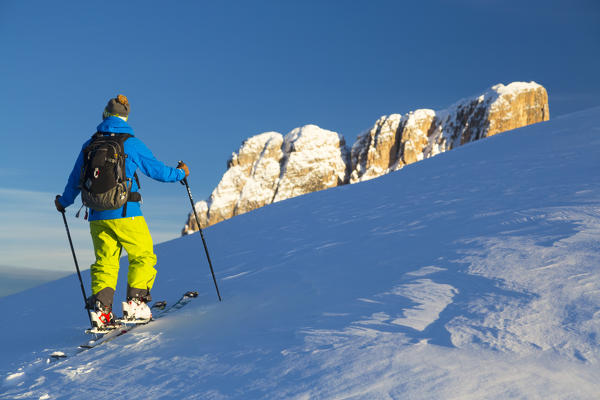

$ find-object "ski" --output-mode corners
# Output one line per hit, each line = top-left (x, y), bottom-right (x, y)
(85, 323), (127, 335)
(79, 323), (132, 349)
(48, 291), (199, 362)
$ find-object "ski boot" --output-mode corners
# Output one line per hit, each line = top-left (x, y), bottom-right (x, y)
(122, 297), (152, 323)
(90, 300), (117, 332)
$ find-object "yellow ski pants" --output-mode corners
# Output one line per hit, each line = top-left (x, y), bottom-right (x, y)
(89, 216), (157, 297)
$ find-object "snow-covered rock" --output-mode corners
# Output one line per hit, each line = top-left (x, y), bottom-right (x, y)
(350, 81), (549, 182)
(184, 81), (549, 232)
(273, 125), (349, 202)
(182, 126), (348, 232)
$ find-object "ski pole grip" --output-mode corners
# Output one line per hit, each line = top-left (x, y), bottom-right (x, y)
(55, 195), (66, 213)
(178, 160), (186, 185)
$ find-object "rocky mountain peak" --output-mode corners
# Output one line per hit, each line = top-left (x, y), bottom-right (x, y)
(182, 125), (348, 233)
(350, 81), (549, 183)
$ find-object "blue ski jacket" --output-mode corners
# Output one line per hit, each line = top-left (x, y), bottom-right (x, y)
(59, 117), (185, 221)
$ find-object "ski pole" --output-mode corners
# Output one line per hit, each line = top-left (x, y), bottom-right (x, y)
(59, 205), (93, 327)
(180, 172), (222, 301)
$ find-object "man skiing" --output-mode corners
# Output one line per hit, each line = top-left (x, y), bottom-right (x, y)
(55, 94), (189, 330)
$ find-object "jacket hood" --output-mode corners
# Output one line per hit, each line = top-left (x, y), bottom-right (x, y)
(97, 116), (134, 134)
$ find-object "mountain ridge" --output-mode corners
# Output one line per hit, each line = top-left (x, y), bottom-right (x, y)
(183, 81), (548, 233)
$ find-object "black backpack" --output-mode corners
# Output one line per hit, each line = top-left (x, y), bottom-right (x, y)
(79, 132), (141, 215)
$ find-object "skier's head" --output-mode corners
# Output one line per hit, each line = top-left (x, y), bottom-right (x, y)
(103, 94), (130, 121)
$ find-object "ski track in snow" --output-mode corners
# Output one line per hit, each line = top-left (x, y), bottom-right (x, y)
(2, 107), (600, 399)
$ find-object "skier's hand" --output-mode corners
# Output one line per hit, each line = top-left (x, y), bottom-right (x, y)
(177, 161), (190, 178)
(55, 195), (65, 213)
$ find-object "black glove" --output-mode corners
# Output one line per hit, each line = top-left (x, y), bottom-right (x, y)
(55, 195), (65, 213)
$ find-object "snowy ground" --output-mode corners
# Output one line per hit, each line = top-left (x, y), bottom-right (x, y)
(1, 107), (600, 399)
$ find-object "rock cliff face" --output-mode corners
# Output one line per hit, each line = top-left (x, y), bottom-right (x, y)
(182, 126), (348, 233)
(182, 81), (549, 233)
(350, 82), (549, 183)
(349, 110), (436, 183)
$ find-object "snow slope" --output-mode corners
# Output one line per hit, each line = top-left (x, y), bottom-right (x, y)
(0, 267), (67, 298)
(2, 107), (600, 399)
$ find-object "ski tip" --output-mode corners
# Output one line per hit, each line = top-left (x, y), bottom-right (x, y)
(184, 291), (199, 298)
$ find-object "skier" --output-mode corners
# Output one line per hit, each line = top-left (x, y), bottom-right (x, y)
(55, 94), (189, 329)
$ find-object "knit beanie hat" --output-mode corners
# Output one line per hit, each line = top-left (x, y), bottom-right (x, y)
(104, 94), (130, 118)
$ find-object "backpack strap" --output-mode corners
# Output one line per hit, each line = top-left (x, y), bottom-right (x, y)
(134, 172), (141, 189)
(122, 178), (132, 217)
(94, 131), (133, 142)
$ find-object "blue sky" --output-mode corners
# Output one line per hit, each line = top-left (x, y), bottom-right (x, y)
(0, 0), (598, 272)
